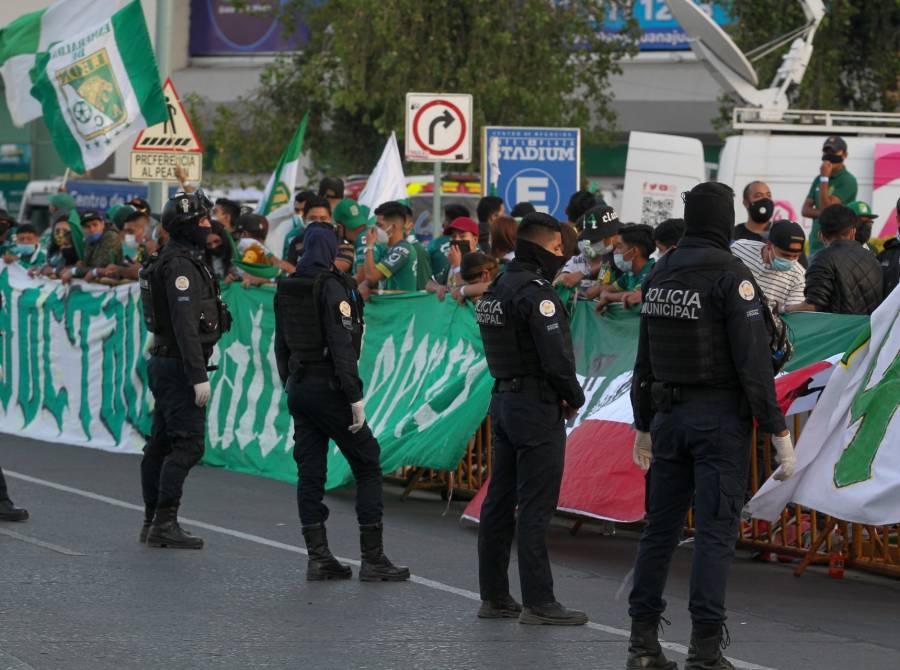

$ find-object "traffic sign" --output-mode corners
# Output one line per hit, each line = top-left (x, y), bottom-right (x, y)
(129, 78), (203, 183)
(405, 93), (473, 163)
(482, 127), (580, 220)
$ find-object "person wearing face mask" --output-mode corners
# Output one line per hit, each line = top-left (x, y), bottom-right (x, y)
(138, 191), (231, 550)
(802, 136), (858, 257)
(592, 224), (655, 310)
(92, 205), (153, 282)
(2, 223), (46, 269)
(36, 214), (80, 278)
(731, 220), (807, 312)
(653, 218), (685, 257)
(626, 182), (793, 670)
(362, 201), (418, 292)
(204, 219), (233, 280)
(877, 197), (900, 297)
(426, 216), (482, 299)
(735, 181), (774, 243)
(63, 211), (123, 284)
(846, 200), (878, 252)
(475, 213), (586, 626)
(283, 190), (315, 261)
(558, 205), (620, 298)
(273, 225), (409, 582)
(285, 195), (335, 268)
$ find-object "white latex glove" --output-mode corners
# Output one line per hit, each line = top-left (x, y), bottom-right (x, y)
(193, 381), (211, 408)
(348, 401), (366, 433)
(772, 432), (796, 481)
(633, 431), (652, 471)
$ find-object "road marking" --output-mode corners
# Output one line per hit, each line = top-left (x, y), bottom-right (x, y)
(0, 527), (86, 556)
(6, 470), (777, 670)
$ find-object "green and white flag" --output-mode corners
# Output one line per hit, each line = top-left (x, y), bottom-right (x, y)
(0, 0), (116, 127)
(28, 0), (167, 173)
(258, 112), (308, 256)
(358, 132), (408, 219)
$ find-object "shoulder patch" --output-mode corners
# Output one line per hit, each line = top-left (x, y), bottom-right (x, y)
(738, 280), (755, 301)
(539, 299), (556, 317)
(174, 275), (190, 291)
(339, 300), (352, 317)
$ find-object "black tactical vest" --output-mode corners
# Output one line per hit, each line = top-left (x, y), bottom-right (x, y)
(139, 246), (230, 347)
(476, 269), (545, 380)
(640, 251), (738, 387)
(275, 271), (364, 367)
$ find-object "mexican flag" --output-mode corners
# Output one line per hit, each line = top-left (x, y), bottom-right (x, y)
(0, 0), (116, 127)
(357, 132), (408, 219)
(258, 112), (308, 258)
(463, 306), (870, 524)
(28, 1), (167, 173)
(748, 288), (900, 526)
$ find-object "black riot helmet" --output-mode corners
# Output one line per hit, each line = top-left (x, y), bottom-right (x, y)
(161, 190), (213, 232)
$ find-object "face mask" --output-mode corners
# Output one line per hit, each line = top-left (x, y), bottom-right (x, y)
(579, 239), (613, 259)
(614, 252), (633, 273)
(374, 226), (389, 245)
(855, 223), (872, 245)
(122, 234), (138, 258)
(188, 226), (210, 248)
(823, 152), (844, 164)
(13, 243), (36, 256)
(406, 233), (416, 244)
(86, 231), (103, 243)
(532, 245), (566, 280)
(771, 255), (794, 272)
(292, 214), (303, 228)
(748, 197), (774, 224)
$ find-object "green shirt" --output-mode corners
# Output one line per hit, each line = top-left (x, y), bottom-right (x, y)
(412, 240), (432, 290)
(612, 258), (655, 292)
(428, 235), (451, 283)
(806, 168), (857, 255)
(18, 247), (47, 269)
(376, 239), (418, 291)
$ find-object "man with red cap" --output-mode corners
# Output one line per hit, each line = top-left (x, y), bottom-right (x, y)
(426, 215), (481, 297)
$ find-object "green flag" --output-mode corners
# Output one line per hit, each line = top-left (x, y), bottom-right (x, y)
(28, 0), (167, 172)
(256, 112), (309, 217)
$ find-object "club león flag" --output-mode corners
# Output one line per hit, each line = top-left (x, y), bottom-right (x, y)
(748, 288), (900, 526)
(28, 0), (167, 173)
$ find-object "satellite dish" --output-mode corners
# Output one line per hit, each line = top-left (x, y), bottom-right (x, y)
(665, 0), (758, 87)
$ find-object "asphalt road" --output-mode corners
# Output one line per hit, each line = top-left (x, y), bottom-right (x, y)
(1, 435), (899, 670)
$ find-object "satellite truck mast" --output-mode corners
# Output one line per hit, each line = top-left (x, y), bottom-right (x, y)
(664, 0), (900, 136)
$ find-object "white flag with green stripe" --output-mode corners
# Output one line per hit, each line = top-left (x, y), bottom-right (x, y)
(257, 112), (309, 218)
(0, 0), (116, 127)
(28, 0), (167, 173)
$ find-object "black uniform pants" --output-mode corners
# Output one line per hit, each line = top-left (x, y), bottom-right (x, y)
(287, 375), (383, 527)
(478, 391), (566, 607)
(0, 466), (10, 503)
(629, 396), (751, 625)
(141, 356), (206, 512)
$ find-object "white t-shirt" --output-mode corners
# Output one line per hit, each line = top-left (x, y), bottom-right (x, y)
(731, 239), (806, 309)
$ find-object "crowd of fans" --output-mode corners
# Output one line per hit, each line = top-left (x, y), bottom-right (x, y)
(1, 146), (897, 325)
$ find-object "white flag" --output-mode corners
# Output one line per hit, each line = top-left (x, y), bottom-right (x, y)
(747, 287), (900, 525)
(357, 132), (408, 217)
(0, 0), (117, 127)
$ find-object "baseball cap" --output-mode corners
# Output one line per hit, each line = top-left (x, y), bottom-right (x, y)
(822, 135), (847, 153)
(129, 197), (151, 214)
(846, 200), (878, 219)
(446, 216), (479, 236)
(80, 209), (103, 225)
(578, 205), (619, 242)
(768, 220), (805, 252)
(333, 199), (368, 230)
(235, 213), (268, 238)
(111, 204), (139, 230)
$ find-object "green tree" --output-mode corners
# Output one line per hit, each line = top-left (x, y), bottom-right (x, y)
(204, 0), (639, 177)
(716, 0), (899, 128)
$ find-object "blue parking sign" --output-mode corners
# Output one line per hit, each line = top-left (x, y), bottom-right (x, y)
(482, 127), (580, 220)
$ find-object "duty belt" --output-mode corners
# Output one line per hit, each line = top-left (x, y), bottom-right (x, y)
(650, 382), (741, 411)
(292, 363), (336, 379)
(494, 376), (546, 394)
(151, 343), (217, 371)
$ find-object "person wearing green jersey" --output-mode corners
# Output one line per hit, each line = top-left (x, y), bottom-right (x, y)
(801, 135), (858, 256)
(400, 202), (432, 289)
(363, 201), (418, 292)
(333, 198), (370, 275)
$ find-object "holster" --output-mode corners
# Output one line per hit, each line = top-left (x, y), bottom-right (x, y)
(650, 382), (680, 412)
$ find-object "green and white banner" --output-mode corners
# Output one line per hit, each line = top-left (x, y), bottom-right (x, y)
(28, 0), (167, 172)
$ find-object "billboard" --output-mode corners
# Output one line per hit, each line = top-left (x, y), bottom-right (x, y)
(482, 127), (580, 221)
(189, 0), (307, 56)
(603, 0), (731, 51)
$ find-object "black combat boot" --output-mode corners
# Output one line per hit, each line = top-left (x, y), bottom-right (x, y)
(0, 499), (28, 522)
(302, 524), (352, 581)
(358, 523), (410, 582)
(626, 617), (678, 669)
(146, 506), (204, 549)
(685, 623), (734, 670)
(477, 594), (523, 619)
(519, 601), (588, 626)
(139, 505), (154, 543)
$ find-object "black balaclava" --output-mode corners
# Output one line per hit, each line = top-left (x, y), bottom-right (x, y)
(515, 238), (566, 280)
(296, 224), (337, 279)
(683, 182), (735, 250)
(172, 220), (209, 249)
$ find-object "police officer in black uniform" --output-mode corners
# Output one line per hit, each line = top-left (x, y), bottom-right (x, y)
(139, 190), (230, 549)
(0, 467), (28, 521)
(273, 208), (409, 582)
(475, 213), (586, 625)
(626, 182), (795, 670)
